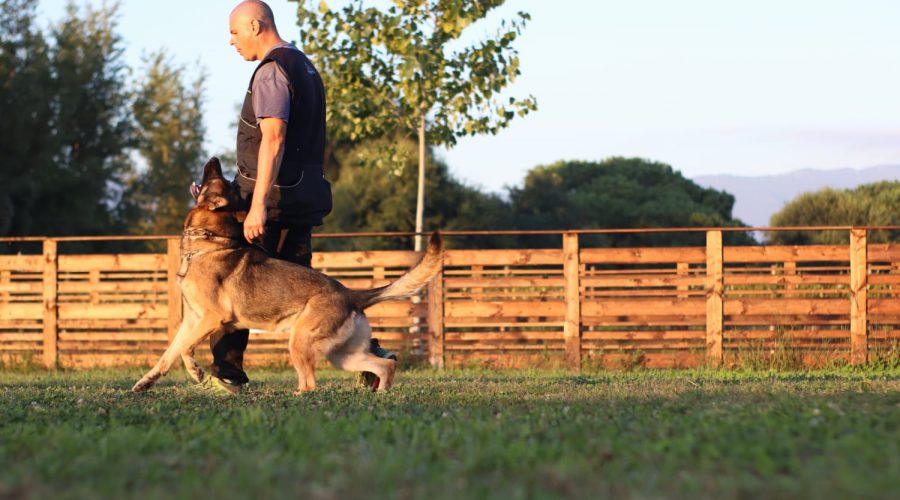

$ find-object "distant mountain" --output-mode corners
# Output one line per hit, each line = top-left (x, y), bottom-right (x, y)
(693, 165), (900, 228)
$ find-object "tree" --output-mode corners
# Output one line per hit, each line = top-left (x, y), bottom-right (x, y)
(45, 1), (132, 236)
(0, 0), (55, 236)
(508, 158), (754, 247)
(122, 50), (207, 235)
(768, 181), (900, 244)
(293, 0), (537, 250)
(319, 136), (513, 250)
(0, 1), (132, 238)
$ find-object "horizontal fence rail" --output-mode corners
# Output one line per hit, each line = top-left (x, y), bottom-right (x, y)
(1, 227), (898, 370)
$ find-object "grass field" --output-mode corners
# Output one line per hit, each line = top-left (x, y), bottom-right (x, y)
(2, 367), (899, 499)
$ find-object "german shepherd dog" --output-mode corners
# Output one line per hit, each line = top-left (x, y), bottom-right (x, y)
(132, 157), (442, 394)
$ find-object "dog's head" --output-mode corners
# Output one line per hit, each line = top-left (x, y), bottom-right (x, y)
(190, 157), (241, 212)
(184, 157), (246, 234)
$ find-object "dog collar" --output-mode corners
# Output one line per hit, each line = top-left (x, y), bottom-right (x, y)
(177, 229), (245, 279)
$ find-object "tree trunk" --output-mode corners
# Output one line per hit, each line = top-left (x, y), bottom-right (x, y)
(414, 111), (426, 251)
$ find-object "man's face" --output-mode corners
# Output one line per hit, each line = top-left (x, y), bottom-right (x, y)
(229, 14), (258, 61)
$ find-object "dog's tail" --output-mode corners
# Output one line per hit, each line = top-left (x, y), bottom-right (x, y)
(351, 232), (443, 310)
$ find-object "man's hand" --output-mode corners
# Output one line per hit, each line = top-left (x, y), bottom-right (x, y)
(244, 204), (267, 243)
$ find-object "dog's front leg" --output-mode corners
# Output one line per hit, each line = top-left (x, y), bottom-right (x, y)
(132, 314), (218, 392)
(177, 307), (206, 383)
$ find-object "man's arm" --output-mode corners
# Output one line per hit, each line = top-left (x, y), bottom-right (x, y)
(243, 117), (286, 243)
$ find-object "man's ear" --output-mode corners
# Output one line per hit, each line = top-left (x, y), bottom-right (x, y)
(205, 193), (228, 211)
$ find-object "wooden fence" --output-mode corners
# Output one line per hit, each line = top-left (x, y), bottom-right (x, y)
(1, 228), (898, 370)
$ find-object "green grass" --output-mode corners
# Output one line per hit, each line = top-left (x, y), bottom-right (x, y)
(1, 368), (899, 499)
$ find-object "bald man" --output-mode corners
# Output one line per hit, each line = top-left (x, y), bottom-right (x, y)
(205, 0), (332, 394)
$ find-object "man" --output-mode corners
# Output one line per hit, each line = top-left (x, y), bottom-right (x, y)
(204, 0), (333, 394)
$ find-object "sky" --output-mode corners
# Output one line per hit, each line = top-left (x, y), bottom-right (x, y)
(36, 0), (900, 193)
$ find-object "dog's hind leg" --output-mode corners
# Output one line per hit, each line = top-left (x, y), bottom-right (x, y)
(326, 313), (396, 392)
(288, 326), (318, 395)
(329, 351), (397, 392)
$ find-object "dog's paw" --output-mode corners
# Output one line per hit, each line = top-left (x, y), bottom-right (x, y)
(131, 374), (158, 392)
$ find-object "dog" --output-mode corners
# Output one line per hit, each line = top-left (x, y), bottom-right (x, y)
(132, 157), (442, 394)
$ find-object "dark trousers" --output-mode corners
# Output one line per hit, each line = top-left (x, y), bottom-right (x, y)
(209, 222), (312, 385)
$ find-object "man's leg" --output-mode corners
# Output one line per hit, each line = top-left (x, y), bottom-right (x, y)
(272, 224), (312, 267)
(206, 221), (296, 391)
(209, 330), (250, 385)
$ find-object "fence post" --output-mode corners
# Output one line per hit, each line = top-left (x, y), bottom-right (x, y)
(42, 239), (58, 369)
(166, 238), (182, 342)
(850, 228), (868, 365)
(427, 258), (444, 369)
(563, 232), (581, 372)
(705, 230), (724, 367)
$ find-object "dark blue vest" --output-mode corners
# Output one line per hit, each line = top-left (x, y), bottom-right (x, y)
(235, 47), (332, 226)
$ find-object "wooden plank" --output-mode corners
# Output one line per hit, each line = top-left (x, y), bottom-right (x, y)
(870, 299), (900, 315)
(166, 239), (182, 342)
(314, 251), (420, 269)
(563, 233), (581, 371)
(850, 229), (868, 365)
(42, 240), (58, 368)
(0, 333), (44, 341)
(57, 303), (167, 320)
(57, 318), (167, 329)
(0, 269), (9, 302)
(0, 303), (43, 320)
(582, 299), (705, 317)
(427, 264), (444, 368)
(706, 231), (724, 366)
(366, 301), (426, 318)
(0, 342), (44, 351)
(444, 277), (563, 288)
(725, 315), (849, 326)
(724, 299), (849, 316)
(581, 275), (705, 288)
(0, 321), (43, 331)
(868, 244), (900, 261)
(725, 329), (850, 340)
(443, 249), (563, 267)
(724, 275), (849, 286)
(676, 262), (690, 299)
(445, 344), (565, 351)
(57, 254), (167, 272)
(445, 300), (565, 318)
(580, 247), (706, 264)
(580, 341), (703, 351)
(58, 332), (168, 341)
(723, 245), (847, 263)
(0, 282), (43, 293)
(0, 255), (44, 271)
(445, 289), (564, 299)
(446, 331), (563, 341)
(582, 289), (705, 299)
(582, 331), (705, 341)
(869, 275), (900, 286)
(56, 282), (169, 293)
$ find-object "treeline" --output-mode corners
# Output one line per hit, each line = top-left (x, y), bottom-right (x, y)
(319, 147), (753, 249)
(0, 1), (204, 238)
(768, 181), (900, 244)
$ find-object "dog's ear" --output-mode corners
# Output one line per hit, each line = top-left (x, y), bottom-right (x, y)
(204, 193), (228, 211)
(190, 182), (200, 201)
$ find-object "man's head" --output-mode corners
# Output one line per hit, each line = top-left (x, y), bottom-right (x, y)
(229, 0), (281, 61)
